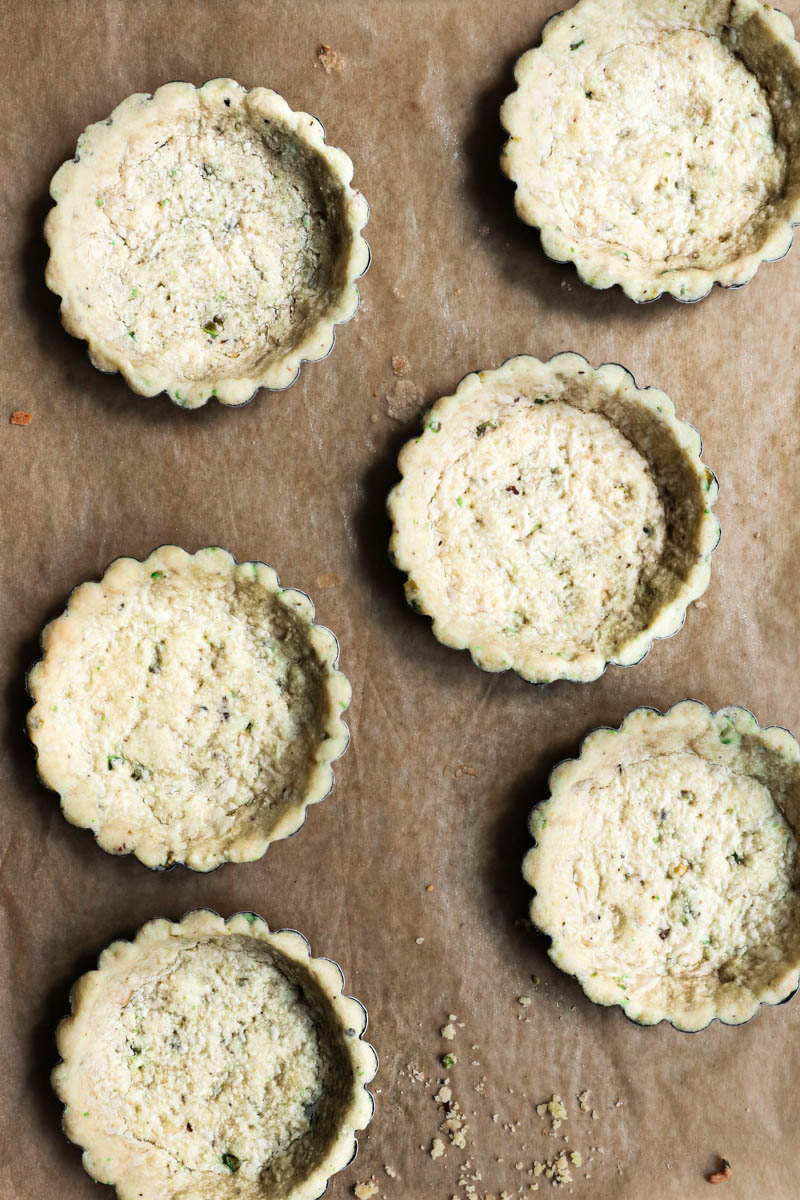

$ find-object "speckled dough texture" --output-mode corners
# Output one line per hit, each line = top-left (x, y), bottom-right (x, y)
(45, 79), (370, 407)
(26, 547), (351, 870)
(387, 355), (719, 684)
(52, 912), (377, 1200)
(525, 703), (800, 1030)
(501, 0), (800, 301)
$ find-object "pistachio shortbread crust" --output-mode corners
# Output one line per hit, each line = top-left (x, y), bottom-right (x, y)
(501, 0), (800, 301)
(525, 702), (800, 1030)
(53, 911), (377, 1200)
(388, 354), (719, 684)
(46, 79), (370, 407)
(27, 546), (351, 870)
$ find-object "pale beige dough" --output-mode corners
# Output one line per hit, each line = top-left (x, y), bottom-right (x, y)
(428, 401), (667, 662)
(26, 548), (350, 870)
(501, 0), (800, 300)
(91, 116), (336, 383)
(388, 355), (719, 684)
(548, 30), (786, 267)
(526, 703), (800, 1029)
(52, 914), (377, 1200)
(100, 938), (326, 1177)
(561, 754), (797, 980)
(45, 80), (370, 406)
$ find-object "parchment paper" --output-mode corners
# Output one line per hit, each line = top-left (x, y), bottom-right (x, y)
(1, 1), (799, 1197)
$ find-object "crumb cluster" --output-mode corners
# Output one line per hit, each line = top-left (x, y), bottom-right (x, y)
(316, 43), (345, 73)
(380, 999), (620, 1197)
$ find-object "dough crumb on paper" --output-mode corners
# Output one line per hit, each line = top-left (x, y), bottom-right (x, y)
(410, 1010), (613, 1194)
(353, 1182), (378, 1199)
(316, 43), (345, 73)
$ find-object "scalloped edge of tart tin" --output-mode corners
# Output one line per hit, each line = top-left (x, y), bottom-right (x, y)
(52, 909), (377, 1200)
(522, 700), (800, 1031)
(45, 78), (371, 408)
(25, 546), (351, 871)
(499, 0), (800, 304)
(387, 352), (720, 685)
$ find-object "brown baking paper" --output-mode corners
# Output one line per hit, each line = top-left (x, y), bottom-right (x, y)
(1, 1), (799, 1197)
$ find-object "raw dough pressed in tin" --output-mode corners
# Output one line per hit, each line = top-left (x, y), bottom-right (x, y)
(388, 355), (719, 684)
(26, 547), (350, 870)
(53, 913), (376, 1200)
(45, 79), (370, 406)
(525, 703), (800, 1030)
(501, 0), (800, 300)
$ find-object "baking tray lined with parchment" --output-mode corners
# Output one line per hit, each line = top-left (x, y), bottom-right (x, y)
(1, 2), (799, 1198)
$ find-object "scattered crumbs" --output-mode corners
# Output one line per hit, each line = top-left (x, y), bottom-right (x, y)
(415, 936), (425, 945)
(453, 286), (464, 295)
(391, 353), (411, 377)
(410, 1011), (608, 1195)
(316, 43), (345, 73)
(315, 572), (342, 589)
(426, 883), (435, 893)
(478, 224), (491, 237)
(391, 286), (404, 300)
(403, 1061), (429, 1086)
(353, 1182), (378, 1200)
(386, 377), (425, 422)
(383, 1164), (397, 1179)
(457, 1157), (483, 1196)
(695, 600), (707, 609)
(10, 410), (32, 426)
(518, 996), (531, 1008)
(369, 412), (379, 423)
(614, 1099), (623, 1108)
